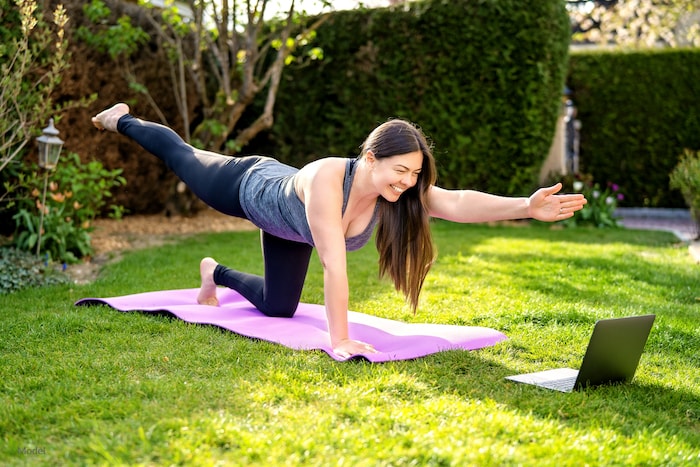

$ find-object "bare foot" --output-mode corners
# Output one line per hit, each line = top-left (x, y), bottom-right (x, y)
(92, 103), (130, 132)
(197, 257), (219, 306)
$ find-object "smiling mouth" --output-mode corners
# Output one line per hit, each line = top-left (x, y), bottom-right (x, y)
(390, 184), (405, 193)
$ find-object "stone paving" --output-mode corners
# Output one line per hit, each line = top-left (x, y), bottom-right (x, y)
(616, 208), (698, 241)
(615, 208), (699, 263)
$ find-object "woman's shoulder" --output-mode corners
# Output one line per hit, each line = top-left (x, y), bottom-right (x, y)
(295, 157), (349, 198)
(300, 157), (349, 178)
(304, 156), (350, 169)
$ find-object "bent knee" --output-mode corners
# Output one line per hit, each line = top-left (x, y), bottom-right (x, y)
(261, 303), (297, 318)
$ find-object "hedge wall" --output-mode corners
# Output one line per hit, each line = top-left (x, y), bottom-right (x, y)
(250, 0), (570, 196)
(567, 49), (700, 208)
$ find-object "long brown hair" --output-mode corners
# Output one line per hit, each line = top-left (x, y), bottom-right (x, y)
(360, 119), (437, 312)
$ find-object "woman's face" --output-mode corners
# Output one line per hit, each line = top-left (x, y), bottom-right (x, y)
(368, 150), (423, 202)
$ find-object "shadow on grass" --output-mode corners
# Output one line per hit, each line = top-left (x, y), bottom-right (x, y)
(426, 223), (699, 364)
(79, 298), (700, 454)
(405, 347), (700, 443)
(310, 339), (699, 460)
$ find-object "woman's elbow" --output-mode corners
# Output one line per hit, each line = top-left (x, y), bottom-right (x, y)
(318, 253), (346, 275)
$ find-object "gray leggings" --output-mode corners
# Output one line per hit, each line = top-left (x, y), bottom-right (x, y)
(118, 115), (312, 317)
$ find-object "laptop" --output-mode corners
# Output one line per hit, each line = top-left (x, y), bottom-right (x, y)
(505, 314), (656, 392)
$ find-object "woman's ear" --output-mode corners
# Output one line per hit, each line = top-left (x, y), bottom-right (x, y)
(365, 150), (376, 167)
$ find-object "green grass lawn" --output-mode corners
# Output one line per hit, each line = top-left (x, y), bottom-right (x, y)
(2, 221), (699, 465)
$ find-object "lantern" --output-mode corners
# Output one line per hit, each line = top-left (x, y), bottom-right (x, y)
(37, 118), (64, 170)
(36, 118), (64, 257)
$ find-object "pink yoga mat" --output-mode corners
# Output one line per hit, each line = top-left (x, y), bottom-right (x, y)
(75, 288), (507, 362)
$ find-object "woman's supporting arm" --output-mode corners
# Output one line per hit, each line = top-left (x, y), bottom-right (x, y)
(300, 160), (378, 358)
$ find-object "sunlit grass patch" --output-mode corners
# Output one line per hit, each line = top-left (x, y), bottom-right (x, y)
(2, 222), (698, 465)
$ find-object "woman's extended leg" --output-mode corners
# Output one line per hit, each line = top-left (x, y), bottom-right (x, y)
(200, 231), (312, 317)
(93, 103), (258, 217)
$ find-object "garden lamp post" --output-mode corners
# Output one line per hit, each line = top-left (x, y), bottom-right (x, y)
(36, 118), (64, 257)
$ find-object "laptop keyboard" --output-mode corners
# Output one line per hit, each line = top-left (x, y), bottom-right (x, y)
(538, 377), (577, 392)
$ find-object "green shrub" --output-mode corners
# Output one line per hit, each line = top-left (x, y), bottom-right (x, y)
(75, 0), (149, 59)
(0, 246), (69, 294)
(568, 49), (700, 208)
(669, 149), (700, 225)
(0, 0), (74, 176)
(7, 152), (126, 263)
(252, 0), (570, 196)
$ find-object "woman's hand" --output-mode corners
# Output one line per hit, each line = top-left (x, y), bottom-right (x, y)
(333, 338), (378, 359)
(528, 183), (587, 222)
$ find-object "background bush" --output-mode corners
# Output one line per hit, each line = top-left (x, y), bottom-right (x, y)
(10, 2), (699, 214)
(670, 149), (700, 223)
(567, 48), (700, 208)
(0, 246), (69, 294)
(249, 0), (570, 196)
(8, 152), (125, 263)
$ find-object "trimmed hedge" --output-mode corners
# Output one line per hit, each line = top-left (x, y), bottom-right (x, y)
(251, 0), (570, 195)
(568, 49), (700, 208)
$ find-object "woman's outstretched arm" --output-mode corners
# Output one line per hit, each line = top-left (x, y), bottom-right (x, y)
(427, 183), (587, 223)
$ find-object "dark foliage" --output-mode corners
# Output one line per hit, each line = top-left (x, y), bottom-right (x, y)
(0, 247), (70, 295)
(568, 49), (700, 207)
(249, 0), (571, 196)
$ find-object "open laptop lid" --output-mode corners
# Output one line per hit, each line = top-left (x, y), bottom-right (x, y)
(573, 314), (656, 390)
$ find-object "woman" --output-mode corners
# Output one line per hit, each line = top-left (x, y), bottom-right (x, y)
(92, 103), (587, 358)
